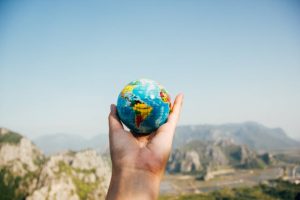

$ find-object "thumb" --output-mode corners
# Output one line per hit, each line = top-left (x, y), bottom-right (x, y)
(108, 104), (124, 133)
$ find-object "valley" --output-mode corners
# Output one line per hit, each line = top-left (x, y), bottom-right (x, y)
(160, 167), (284, 195)
(1, 123), (300, 200)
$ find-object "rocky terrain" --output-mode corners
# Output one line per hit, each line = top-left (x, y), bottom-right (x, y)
(0, 128), (44, 199)
(0, 128), (111, 200)
(167, 139), (274, 180)
(1, 123), (299, 199)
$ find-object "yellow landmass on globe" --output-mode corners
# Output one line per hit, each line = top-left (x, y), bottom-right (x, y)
(133, 102), (153, 127)
(121, 85), (136, 97)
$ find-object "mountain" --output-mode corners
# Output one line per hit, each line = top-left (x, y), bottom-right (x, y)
(33, 122), (299, 156)
(27, 150), (111, 200)
(33, 133), (109, 155)
(167, 139), (274, 180)
(0, 128), (111, 200)
(0, 128), (45, 199)
(173, 122), (300, 151)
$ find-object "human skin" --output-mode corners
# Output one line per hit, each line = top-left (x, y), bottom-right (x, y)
(106, 94), (184, 200)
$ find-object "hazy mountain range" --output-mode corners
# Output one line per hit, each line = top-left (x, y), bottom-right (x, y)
(32, 122), (300, 155)
(33, 133), (108, 155)
(173, 122), (300, 151)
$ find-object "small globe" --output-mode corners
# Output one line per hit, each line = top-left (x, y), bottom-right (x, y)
(117, 79), (171, 135)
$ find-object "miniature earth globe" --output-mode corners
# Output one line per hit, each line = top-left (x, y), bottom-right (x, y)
(116, 79), (171, 135)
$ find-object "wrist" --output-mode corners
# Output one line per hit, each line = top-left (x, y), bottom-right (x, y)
(106, 167), (161, 200)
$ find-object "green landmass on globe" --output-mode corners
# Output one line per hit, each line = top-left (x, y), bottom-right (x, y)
(117, 79), (171, 135)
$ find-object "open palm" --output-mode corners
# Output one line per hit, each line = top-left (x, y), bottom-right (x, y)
(108, 94), (184, 177)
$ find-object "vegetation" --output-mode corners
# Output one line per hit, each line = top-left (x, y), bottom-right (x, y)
(222, 145), (267, 169)
(33, 156), (46, 167)
(0, 165), (40, 200)
(58, 161), (100, 200)
(239, 158), (266, 169)
(0, 169), (26, 200)
(274, 154), (300, 165)
(159, 180), (300, 200)
(222, 145), (243, 165)
(73, 176), (98, 200)
(0, 131), (22, 144)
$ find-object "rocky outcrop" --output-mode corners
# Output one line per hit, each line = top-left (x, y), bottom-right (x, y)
(27, 150), (111, 200)
(181, 151), (201, 172)
(0, 137), (43, 175)
(0, 128), (45, 199)
(0, 128), (10, 135)
(204, 145), (228, 168)
(167, 139), (271, 175)
(259, 153), (274, 165)
(168, 150), (202, 173)
(0, 128), (111, 200)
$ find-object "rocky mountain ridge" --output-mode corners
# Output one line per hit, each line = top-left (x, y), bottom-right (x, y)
(0, 128), (111, 200)
(32, 122), (299, 155)
(167, 139), (274, 180)
(173, 122), (299, 151)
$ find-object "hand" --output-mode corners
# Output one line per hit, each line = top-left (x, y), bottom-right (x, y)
(106, 94), (184, 200)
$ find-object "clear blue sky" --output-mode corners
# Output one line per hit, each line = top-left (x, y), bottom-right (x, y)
(0, 0), (299, 139)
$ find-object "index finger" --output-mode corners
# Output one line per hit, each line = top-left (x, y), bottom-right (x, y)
(167, 93), (184, 127)
(108, 104), (124, 133)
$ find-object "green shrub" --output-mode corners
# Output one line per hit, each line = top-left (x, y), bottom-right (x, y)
(0, 169), (26, 200)
(0, 132), (22, 144)
(159, 180), (300, 200)
(57, 161), (100, 200)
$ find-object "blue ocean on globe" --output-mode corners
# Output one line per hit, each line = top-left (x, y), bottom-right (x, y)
(116, 79), (171, 135)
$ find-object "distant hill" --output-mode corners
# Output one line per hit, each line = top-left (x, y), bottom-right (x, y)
(33, 122), (299, 155)
(33, 133), (109, 155)
(173, 122), (300, 151)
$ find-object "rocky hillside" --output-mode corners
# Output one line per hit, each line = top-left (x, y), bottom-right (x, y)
(167, 139), (274, 180)
(0, 128), (44, 199)
(27, 150), (110, 200)
(173, 122), (299, 151)
(0, 128), (111, 200)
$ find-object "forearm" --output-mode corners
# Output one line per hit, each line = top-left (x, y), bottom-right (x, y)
(106, 168), (161, 200)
